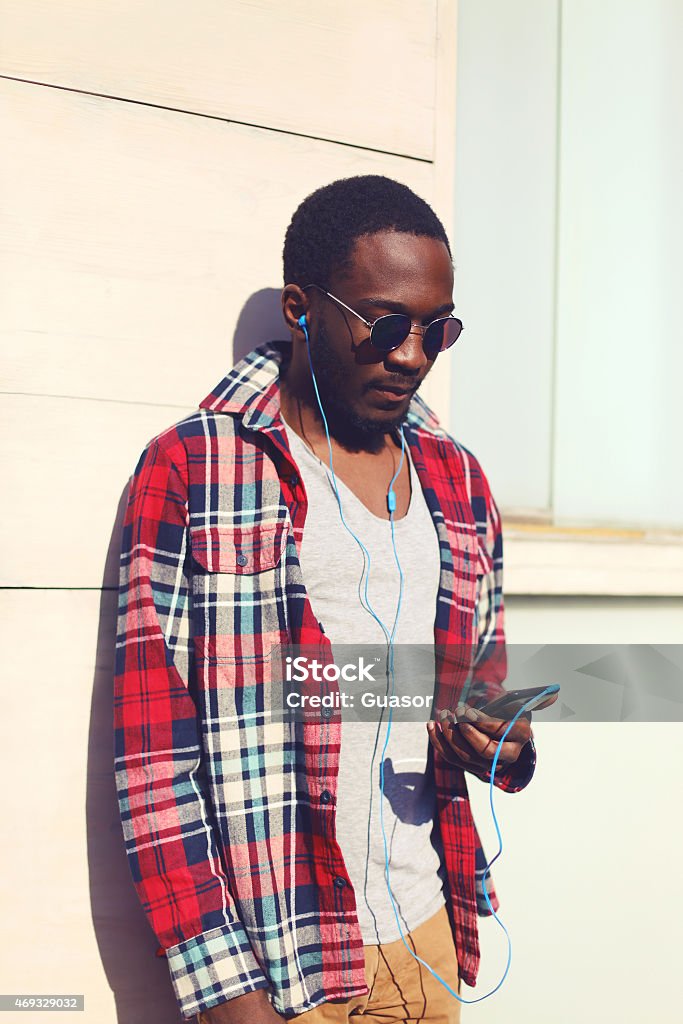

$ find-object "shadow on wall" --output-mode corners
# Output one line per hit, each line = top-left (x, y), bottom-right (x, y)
(232, 286), (289, 364)
(88, 486), (186, 1024)
(87, 287), (289, 1023)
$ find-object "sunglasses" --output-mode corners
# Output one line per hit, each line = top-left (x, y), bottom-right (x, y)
(301, 283), (463, 356)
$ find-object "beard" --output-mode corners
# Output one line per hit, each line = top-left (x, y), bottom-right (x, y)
(305, 320), (411, 453)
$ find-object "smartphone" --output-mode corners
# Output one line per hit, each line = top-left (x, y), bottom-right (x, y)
(477, 684), (560, 720)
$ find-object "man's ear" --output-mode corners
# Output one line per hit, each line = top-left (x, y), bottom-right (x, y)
(281, 284), (309, 337)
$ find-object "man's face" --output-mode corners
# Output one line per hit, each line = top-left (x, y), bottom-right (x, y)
(304, 230), (455, 447)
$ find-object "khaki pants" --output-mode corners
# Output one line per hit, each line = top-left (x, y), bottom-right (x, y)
(195, 904), (461, 1023)
(292, 903), (461, 1023)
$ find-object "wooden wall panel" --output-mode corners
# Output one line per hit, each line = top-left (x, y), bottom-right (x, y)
(0, 78), (434, 409)
(1, 394), (195, 588)
(0, 589), (186, 1022)
(0, 0), (437, 159)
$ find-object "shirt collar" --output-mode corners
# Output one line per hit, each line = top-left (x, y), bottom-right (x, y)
(198, 339), (446, 437)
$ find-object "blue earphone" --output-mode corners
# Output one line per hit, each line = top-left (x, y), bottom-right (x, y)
(295, 312), (556, 1003)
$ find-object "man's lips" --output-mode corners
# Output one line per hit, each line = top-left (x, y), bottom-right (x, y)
(368, 383), (416, 397)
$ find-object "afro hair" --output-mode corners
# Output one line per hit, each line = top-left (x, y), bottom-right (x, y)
(282, 174), (451, 288)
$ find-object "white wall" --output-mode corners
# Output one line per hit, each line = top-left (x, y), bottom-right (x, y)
(467, 595), (683, 1024)
(453, 0), (683, 531)
(451, 0), (683, 1015)
(554, 0), (683, 529)
(452, 0), (559, 513)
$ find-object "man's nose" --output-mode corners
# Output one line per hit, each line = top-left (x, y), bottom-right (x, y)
(384, 325), (430, 373)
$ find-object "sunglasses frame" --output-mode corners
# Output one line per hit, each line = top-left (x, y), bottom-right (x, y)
(301, 283), (463, 355)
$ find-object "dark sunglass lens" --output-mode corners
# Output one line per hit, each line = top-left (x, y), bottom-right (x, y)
(371, 314), (412, 351)
(424, 317), (463, 356)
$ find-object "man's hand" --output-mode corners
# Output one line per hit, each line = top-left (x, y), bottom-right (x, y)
(426, 693), (558, 772)
(198, 989), (284, 1023)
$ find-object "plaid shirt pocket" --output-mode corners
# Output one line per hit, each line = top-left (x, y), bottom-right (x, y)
(189, 521), (288, 574)
(189, 520), (290, 665)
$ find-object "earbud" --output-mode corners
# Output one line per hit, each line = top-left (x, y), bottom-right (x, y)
(297, 313), (308, 339)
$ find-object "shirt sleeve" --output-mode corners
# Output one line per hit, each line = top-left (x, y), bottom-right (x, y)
(463, 486), (537, 794)
(113, 439), (271, 1019)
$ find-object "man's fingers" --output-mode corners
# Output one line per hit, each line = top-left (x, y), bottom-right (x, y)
(430, 707), (532, 767)
(439, 709), (525, 764)
(457, 707), (531, 745)
(455, 721), (523, 763)
(427, 721), (487, 767)
(428, 720), (495, 769)
(427, 720), (462, 762)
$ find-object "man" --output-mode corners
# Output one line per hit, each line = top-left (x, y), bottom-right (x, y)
(114, 175), (554, 1023)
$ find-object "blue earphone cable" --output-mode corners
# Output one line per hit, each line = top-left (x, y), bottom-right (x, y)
(297, 314), (555, 1003)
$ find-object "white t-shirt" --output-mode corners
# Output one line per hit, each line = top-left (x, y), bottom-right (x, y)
(280, 414), (446, 944)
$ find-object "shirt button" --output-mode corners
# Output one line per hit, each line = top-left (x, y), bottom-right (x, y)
(290, 474), (299, 488)
(318, 621), (326, 634)
(333, 876), (347, 889)
(320, 789), (332, 804)
(236, 553), (248, 567)
(321, 706), (333, 720)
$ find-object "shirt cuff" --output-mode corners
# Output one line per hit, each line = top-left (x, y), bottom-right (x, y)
(470, 733), (537, 792)
(165, 921), (271, 1019)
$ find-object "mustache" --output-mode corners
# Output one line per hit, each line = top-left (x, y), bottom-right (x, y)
(365, 378), (422, 393)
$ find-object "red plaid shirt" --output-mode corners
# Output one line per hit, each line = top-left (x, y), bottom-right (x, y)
(114, 341), (536, 1019)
